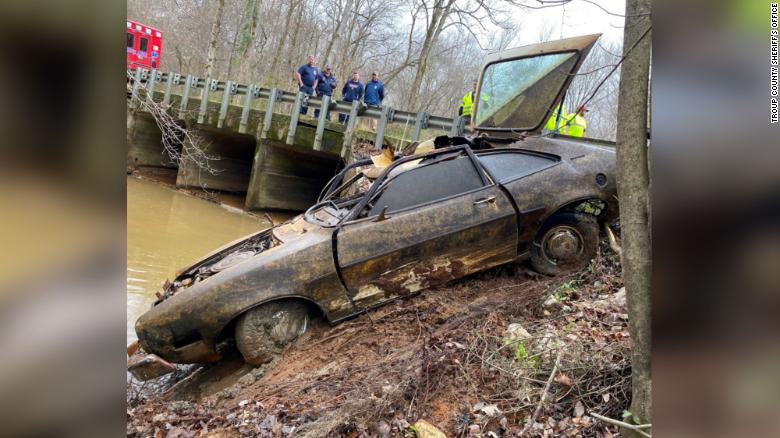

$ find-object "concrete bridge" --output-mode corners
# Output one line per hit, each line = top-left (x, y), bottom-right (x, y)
(127, 68), (465, 211)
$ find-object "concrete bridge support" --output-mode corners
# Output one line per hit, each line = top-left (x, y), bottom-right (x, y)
(175, 125), (257, 194)
(245, 140), (342, 211)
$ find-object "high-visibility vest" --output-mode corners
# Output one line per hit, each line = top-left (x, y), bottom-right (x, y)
(566, 113), (587, 137)
(545, 105), (568, 133)
(461, 92), (474, 117)
(460, 91), (489, 117)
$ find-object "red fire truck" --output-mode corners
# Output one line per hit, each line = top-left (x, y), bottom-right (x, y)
(127, 19), (163, 70)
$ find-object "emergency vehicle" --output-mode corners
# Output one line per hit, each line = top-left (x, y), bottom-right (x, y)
(127, 20), (163, 70)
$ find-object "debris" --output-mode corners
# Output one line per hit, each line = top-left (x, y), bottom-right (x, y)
(574, 400), (586, 417)
(410, 419), (448, 438)
(554, 373), (573, 386)
(474, 403), (502, 417)
(376, 420), (391, 437)
(128, 354), (176, 381)
(237, 372), (256, 387)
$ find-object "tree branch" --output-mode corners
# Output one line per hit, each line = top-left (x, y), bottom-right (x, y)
(590, 412), (652, 438)
(520, 350), (562, 436)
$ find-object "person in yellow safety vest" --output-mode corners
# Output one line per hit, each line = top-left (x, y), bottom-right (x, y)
(458, 80), (490, 125)
(544, 102), (569, 134)
(566, 104), (588, 137)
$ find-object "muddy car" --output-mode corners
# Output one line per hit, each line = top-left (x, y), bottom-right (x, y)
(131, 33), (617, 375)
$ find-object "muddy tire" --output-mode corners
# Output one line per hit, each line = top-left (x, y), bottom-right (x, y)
(235, 301), (310, 366)
(530, 211), (598, 276)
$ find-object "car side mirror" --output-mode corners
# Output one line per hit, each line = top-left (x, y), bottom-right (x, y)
(373, 205), (391, 222)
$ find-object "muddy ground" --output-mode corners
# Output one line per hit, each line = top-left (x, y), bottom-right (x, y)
(127, 245), (630, 438)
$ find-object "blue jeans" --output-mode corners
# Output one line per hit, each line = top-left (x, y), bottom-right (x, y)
(299, 85), (313, 115)
(313, 93), (332, 120)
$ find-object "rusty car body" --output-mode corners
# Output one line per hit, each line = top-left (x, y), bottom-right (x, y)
(132, 33), (618, 372)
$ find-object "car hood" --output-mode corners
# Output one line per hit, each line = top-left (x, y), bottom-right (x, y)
(473, 33), (600, 133)
(157, 215), (321, 302)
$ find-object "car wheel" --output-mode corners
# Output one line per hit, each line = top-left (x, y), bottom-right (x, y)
(235, 300), (310, 366)
(530, 211), (598, 276)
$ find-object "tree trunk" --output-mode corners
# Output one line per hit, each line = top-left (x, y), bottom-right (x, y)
(323, 0), (354, 67)
(266, 0), (297, 86)
(230, 0), (263, 81)
(287, 1), (305, 77)
(615, 0), (652, 435)
(407, 0), (451, 111)
(204, 0), (226, 79)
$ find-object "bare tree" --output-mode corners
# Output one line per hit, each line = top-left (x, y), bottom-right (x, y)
(614, 0), (652, 436)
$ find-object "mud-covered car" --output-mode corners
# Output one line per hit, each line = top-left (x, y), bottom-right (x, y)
(131, 33), (617, 375)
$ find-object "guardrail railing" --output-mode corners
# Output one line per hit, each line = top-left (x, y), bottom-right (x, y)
(128, 67), (465, 158)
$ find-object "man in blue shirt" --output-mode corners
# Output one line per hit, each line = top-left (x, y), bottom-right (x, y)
(339, 71), (363, 124)
(364, 71), (385, 106)
(314, 65), (337, 120)
(295, 55), (320, 115)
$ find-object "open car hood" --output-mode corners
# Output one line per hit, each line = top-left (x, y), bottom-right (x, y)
(473, 33), (600, 133)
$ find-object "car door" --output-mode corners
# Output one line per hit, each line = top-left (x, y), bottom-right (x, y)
(335, 150), (518, 310)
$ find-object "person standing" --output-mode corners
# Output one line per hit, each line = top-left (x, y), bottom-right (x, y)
(295, 55), (320, 115)
(364, 71), (385, 106)
(363, 71), (385, 129)
(458, 79), (489, 126)
(314, 65), (337, 120)
(544, 101), (569, 135)
(565, 104), (588, 138)
(339, 71), (364, 124)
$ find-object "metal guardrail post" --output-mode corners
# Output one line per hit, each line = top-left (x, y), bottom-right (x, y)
(239, 84), (256, 134)
(448, 116), (461, 136)
(340, 100), (360, 158)
(286, 92), (305, 145)
(260, 88), (279, 140)
(162, 71), (175, 107)
(374, 106), (394, 151)
(130, 67), (143, 107)
(313, 95), (330, 151)
(218, 80), (234, 128)
(146, 69), (158, 104)
(198, 78), (215, 124)
(411, 111), (428, 143)
(179, 75), (195, 119)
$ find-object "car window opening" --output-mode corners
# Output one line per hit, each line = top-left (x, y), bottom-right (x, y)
(363, 155), (484, 217)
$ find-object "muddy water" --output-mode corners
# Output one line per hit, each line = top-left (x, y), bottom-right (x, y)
(127, 176), (273, 343)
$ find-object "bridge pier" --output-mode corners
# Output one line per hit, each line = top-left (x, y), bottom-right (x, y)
(245, 140), (342, 211)
(175, 124), (256, 193)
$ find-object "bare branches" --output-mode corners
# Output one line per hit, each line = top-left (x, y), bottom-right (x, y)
(127, 73), (221, 178)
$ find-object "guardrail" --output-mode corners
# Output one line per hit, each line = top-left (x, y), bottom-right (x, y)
(128, 67), (465, 158)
